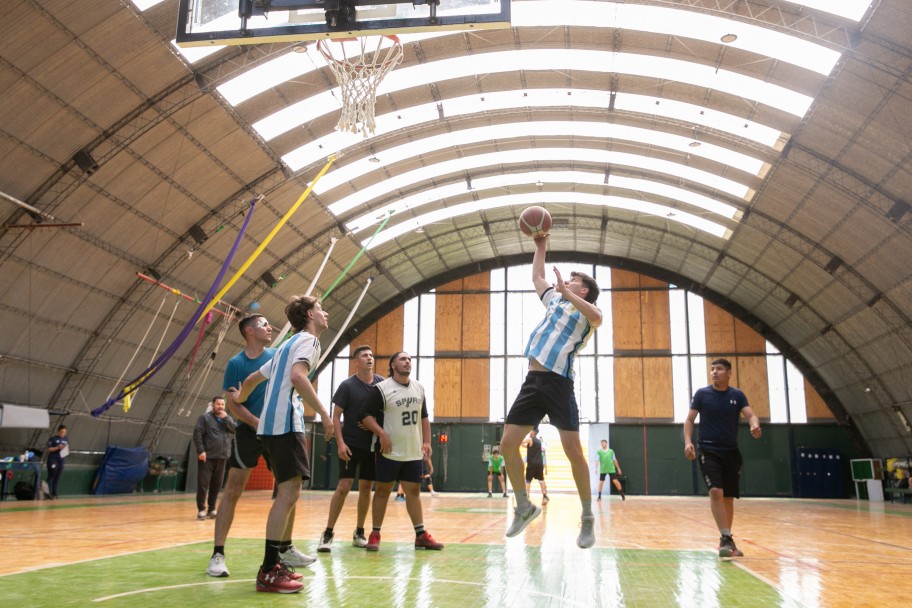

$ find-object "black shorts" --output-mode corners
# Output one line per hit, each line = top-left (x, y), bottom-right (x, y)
(259, 432), (310, 484)
(525, 462), (545, 482)
(375, 455), (423, 484)
(599, 472), (620, 481)
(338, 445), (376, 481)
(505, 371), (579, 431)
(698, 448), (742, 498)
(228, 424), (267, 470)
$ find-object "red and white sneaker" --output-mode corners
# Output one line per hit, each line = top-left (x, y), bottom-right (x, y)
(256, 563), (304, 593)
(415, 532), (444, 550)
(366, 530), (381, 552)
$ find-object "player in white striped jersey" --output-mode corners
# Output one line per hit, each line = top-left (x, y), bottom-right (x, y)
(500, 233), (603, 549)
(230, 295), (334, 593)
(359, 351), (444, 552)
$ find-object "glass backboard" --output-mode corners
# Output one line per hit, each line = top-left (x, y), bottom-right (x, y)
(176, 0), (511, 47)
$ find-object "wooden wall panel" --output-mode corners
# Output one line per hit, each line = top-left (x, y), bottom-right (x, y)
(643, 357), (674, 418)
(639, 275), (667, 289)
(462, 294), (489, 351)
(437, 278), (464, 293)
(804, 380), (834, 419)
(612, 292), (642, 350)
(461, 359), (490, 419)
(614, 357), (644, 418)
(434, 358), (462, 418)
(641, 290), (671, 351)
(704, 301), (736, 353)
(734, 317), (766, 353)
(376, 304), (404, 360)
(463, 272), (489, 291)
(435, 295), (463, 351)
(735, 356), (770, 418)
(611, 268), (641, 289)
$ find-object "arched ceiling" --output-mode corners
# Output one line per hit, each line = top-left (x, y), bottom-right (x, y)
(1, 0), (911, 458)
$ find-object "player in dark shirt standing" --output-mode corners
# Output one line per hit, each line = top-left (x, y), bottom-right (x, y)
(684, 358), (761, 558)
(317, 345), (384, 552)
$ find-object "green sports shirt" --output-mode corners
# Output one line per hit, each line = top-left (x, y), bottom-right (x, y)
(488, 454), (504, 473)
(597, 448), (616, 474)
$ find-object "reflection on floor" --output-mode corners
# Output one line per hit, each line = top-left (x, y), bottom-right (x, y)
(1, 492), (910, 607)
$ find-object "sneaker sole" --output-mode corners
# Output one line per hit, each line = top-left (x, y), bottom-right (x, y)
(207, 570), (229, 578)
(718, 548), (733, 558)
(317, 548), (331, 553)
(415, 545), (444, 550)
(256, 585), (303, 593)
(366, 546), (380, 552)
(505, 504), (542, 538)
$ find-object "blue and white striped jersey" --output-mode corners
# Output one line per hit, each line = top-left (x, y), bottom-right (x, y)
(256, 331), (321, 436)
(524, 288), (598, 378)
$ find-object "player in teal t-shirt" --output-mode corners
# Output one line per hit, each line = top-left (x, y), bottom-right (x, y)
(595, 439), (624, 501)
(487, 449), (507, 497)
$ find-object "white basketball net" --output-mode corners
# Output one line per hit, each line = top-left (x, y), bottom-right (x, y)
(317, 36), (404, 137)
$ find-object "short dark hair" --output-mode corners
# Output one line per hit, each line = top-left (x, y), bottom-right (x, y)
(352, 345), (373, 358)
(388, 351), (407, 376)
(571, 271), (600, 304)
(493, 448), (500, 454)
(58, 425), (67, 431)
(212, 396), (226, 403)
(286, 295), (319, 332)
(711, 358), (732, 370)
(238, 314), (265, 339)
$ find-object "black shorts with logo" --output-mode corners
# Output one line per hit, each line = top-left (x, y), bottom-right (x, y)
(259, 432), (310, 484)
(338, 445), (376, 481)
(228, 424), (267, 470)
(698, 448), (743, 498)
(505, 371), (578, 431)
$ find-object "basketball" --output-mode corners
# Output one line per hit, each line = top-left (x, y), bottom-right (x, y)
(518, 206), (552, 237)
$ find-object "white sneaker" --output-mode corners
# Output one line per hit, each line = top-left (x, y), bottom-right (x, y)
(207, 552), (229, 577)
(431, 492), (439, 497)
(352, 531), (368, 548)
(197, 510), (206, 520)
(317, 530), (334, 553)
(279, 545), (316, 567)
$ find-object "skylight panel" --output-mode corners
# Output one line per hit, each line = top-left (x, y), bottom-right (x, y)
(170, 40), (223, 64)
(257, 49), (811, 143)
(365, 192), (730, 250)
(784, 0), (871, 21)
(132, 0), (165, 10)
(217, 51), (322, 106)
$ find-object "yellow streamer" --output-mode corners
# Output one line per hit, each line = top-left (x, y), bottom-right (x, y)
(122, 393), (132, 413)
(200, 155), (336, 317)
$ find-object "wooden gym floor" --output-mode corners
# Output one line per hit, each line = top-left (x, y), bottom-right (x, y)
(0, 491), (909, 607)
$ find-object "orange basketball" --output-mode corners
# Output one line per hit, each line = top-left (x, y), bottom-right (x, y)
(518, 205), (552, 237)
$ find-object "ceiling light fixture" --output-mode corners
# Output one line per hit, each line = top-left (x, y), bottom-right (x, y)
(368, 156), (380, 163)
(688, 140), (701, 148)
(721, 33), (738, 43)
(292, 44), (307, 53)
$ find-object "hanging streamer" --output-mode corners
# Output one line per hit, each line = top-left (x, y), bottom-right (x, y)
(200, 155), (336, 319)
(312, 276), (375, 377)
(271, 236), (339, 346)
(322, 210), (392, 301)
(186, 311), (213, 377)
(105, 296), (167, 403)
(91, 196), (260, 417)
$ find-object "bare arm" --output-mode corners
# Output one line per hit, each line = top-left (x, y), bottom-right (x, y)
(290, 361), (333, 441)
(742, 406), (762, 438)
(360, 415), (391, 453)
(233, 370), (266, 405)
(225, 396), (259, 429)
(683, 409), (699, 460)
(613, 456), (622, 475)
(421, 416), (432, 458)
(332, 406), (350, 460)
(531, 235), (550, 295)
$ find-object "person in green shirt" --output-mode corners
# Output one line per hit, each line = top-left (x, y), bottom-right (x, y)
(488, 448), (507, 497)
(595, 439), (624, 501)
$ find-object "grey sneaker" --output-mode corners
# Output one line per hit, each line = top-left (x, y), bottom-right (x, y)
(505, 504), (541, 537)
(352, 531), (368, 548)
(197, 510), (206, 520)
(577, 515), (595, 549)
(317, 530), (334, 553)
(207, 552), (229, 577)
(279, 545), (316, 567)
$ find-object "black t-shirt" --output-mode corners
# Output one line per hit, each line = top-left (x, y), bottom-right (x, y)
(690, 385), (749, 451)
(332, 373), (384, 450)
(526, 436), (544, 466)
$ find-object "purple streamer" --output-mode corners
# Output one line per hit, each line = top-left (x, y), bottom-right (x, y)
(92, 198), (259, 416)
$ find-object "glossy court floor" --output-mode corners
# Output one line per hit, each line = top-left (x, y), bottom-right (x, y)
(0, 491), (909, 608)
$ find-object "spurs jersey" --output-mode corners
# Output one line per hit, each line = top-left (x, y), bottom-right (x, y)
(361, 376), (428, 462)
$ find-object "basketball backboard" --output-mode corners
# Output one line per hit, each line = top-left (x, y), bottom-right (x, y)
(176, 0), (511, 47)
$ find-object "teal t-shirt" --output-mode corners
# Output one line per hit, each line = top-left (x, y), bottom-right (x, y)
(597, 448), (616, 474)
(488, 454), (504, 473)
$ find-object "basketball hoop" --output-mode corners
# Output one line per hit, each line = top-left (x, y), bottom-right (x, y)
(317, 35), (404, 137)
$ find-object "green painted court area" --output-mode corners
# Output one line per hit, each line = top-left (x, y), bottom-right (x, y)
(1, 540), (797, 608)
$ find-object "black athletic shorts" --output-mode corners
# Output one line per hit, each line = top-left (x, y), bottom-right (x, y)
(525, 462), (545, 482)
(259, 432), (311, 484)
(374, 454), (422, 484)
(698, 448), (743, 498)
(505, 370), (579, 431)
(599, 472), (620, 481)
(228, 424), (267, 470)
(338, 445), (376, 481)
